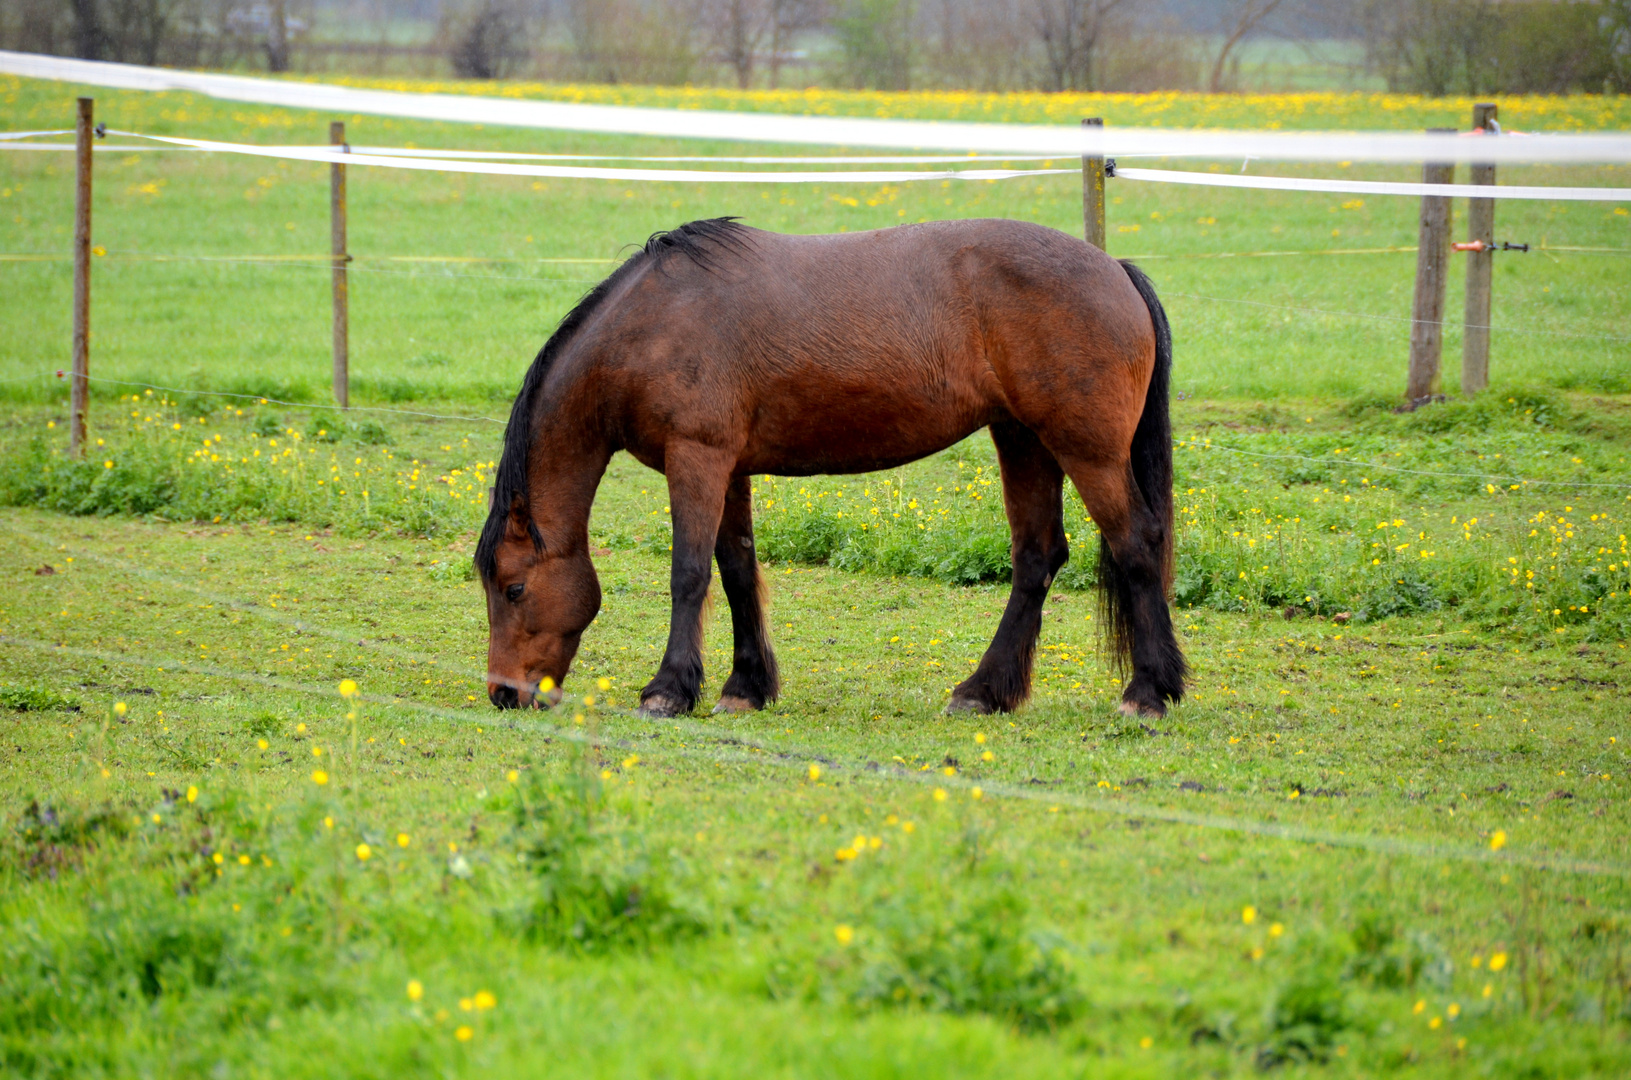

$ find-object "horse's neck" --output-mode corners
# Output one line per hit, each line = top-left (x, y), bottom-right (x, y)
(527, 428), (611, 548)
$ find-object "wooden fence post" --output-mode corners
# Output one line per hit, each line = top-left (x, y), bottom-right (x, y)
(70, 97), (93, 457)
(330, 120), (349, 409)
(1082, 117), (1106, 250)
(1406, 129), (1456, 404)
(1461, 103), (1497, 396)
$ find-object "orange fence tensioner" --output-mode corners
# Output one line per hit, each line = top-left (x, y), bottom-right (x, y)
(1453, 240), (1529, 253)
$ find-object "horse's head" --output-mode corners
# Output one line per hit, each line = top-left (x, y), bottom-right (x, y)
(478, 497), (600, 709)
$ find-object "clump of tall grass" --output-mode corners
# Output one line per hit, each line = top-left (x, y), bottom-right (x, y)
(3, 389), (1626, 638)
(503, 751), (711, 951)
(766, 847), (1082, 1032)
(746, 390), (1631, 640)
(0, 395), (489, 537)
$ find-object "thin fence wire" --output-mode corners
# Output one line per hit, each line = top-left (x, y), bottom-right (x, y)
(5, 245), (1629, 264)
(1167, 290), (1631, 344)
(0, 251), (617, 286)
(6, 254), (1627, 343)
(3, 627), (1624, 878)
(70, 373), (507, 424)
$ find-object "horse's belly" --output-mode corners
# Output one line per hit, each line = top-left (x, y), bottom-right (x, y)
(737, 373), (995, 476)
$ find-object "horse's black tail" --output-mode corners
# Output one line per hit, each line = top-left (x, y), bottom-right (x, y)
(1117, 259), (1174, 589)
(1097, 260), (1180, 697)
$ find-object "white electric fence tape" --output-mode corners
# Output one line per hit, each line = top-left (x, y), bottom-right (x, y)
(106, 130), (1078, 184)
(6, 50), (1631, 164)
(1114, 166), (1631, 202)
(8, 133), (1631, 200)
(71, 130), (1631, 199)
(0, 137), (1065, 163)
(348, 147), (1066, 164)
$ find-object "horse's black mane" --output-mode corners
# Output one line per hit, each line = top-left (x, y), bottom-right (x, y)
(475, 217), (750, 581)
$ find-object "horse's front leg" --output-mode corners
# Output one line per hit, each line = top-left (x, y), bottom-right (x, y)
(713, 474), (779, 713)
(639, 441), (732, 718)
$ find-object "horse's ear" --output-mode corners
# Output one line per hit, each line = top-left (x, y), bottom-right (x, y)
(505, 495), (531, 542)
(505, 494), (544, 552)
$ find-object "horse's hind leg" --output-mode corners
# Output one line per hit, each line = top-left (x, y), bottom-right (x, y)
(712, 474), (779, 713)
(947, 421), (1068, 714)
(1059, 455), (1186, 719)
(640, 441), (732, 718)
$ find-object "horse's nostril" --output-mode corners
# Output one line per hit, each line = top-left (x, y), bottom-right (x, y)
(490, 684), (519, 710)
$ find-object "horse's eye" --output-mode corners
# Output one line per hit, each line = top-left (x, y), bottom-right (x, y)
(505, 583), (525, 603)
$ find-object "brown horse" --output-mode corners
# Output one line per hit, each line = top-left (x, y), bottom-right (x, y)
(477, 217), (1186, 719)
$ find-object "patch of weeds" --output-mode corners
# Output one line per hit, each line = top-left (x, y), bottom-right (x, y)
(924, 531), (1011, 585)
(1173, 989), (1236, 1045)
(427, 559), (474, 584)
(0, 685), (79, 712)
(1344, 913), (1452, 990)
(760, 511), (844, 565)
(243, 713), (280, 740)
(1355, 571), (1442, 622)
(1340, 392), (1396, 419)
(303, 416), (391, 445)
(506, 754), (708, 952)
(591, 527), (639, 552)
(175, 394), (217, 420)
(771, 867), (1082, 1032)
(0, 409), (463, 538)
(643, 520), (674, 557)
(0, 872), (343, 1063)
(4, 799), (131, 880)
(304, 416), (342, 443)
(350, 419), (392, 446)
(1243, 403), (1291, 430)
(1256, 958), (1351, 1068)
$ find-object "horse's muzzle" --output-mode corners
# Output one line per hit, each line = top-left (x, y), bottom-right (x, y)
(487, 680), (564, 709)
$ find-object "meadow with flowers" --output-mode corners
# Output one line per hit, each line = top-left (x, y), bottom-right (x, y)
(3, 74), (1631, 1077)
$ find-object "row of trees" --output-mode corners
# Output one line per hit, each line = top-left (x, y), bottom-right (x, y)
(438, 0), (1307, 91)
(0, 1), (310, 71)
(3, 0), (1628, 94)
(1361, 0), (1631, 97)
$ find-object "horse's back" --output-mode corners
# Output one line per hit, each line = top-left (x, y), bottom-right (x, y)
(588, 219), (1155, 474)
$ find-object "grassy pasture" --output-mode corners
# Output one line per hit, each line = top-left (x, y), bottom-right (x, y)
(1, 76), (1629, 404)
(3, 75), (1631, 1077)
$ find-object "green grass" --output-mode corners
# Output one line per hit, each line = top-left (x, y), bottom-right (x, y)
(3, 75), (1631, 1077)
(3, 507), (1631, 1076)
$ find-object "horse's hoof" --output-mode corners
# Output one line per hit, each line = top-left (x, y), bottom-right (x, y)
(1118, 698), (1165, 720)
(712, 695), (759, 714)
(945, 695), (994, 715)
(638, 694), (687, 719)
